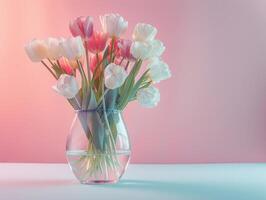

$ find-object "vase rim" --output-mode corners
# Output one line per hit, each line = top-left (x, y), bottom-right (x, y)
(74, 108), (122, 113)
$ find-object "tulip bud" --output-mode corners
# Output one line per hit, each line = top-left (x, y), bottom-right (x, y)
(136, 86), (160, 108)
(69, 16), (93, 39)
(25, 39), (48, 62)
(52, 74), (79, 99)
(130, 41), (152, 60)
(58, 57), (74, 75)
(147, 59), (171, 83)
(117, 39), (135, 60)
(100, 13), (128, 37)
(86, 32), (108, 54)
(132, 23), (157, 42)
(104, 63), (127, 89)
(60, 36), (85, 60)
(148, 40), (165, 58)
(46, 37), (64, 60)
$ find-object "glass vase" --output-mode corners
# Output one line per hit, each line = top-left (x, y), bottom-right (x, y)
(66, 109), (131, 184)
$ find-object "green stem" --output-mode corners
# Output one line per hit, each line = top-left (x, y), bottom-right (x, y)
(77, 60), (87, 84)
(47, 58), (55, 66)
(77, 60), (88, 109)
(91, 52), (108, 85)
(109, 37), (115, 63)
(112, 54), (116, 63)
(41, 60), (58, 79)
(96, 52), (100, 64)
(119, 57), (125, 65)
(117, 59), (142, 110)
(101, 71), (117, 153)
(125, 60), (130, 71)
(56, 60), (64, 73)
(85, 41), (91, 83)
(97, 89), (109, 105)
(74, 96), (81, 109)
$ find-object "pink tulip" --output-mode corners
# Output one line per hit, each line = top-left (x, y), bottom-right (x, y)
(69, 16), (93, 39)
(89, 53), (103, 73)
(117, 39), (135, 61)
(58, 57), (74, 75)
(105, 38), (123, 64)
(86, 32), (108, 54)
(108, 37), (120, 55)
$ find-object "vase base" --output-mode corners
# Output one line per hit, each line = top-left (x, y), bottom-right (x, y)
(80, 180), (118, 185)
(66, 150), (130, 185)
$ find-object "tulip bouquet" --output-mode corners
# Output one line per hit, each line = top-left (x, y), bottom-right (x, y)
(25, 13), (171, 183)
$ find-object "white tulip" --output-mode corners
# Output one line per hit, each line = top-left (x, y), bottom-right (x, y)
(46, 37), (64, 60)
(52, 74), (79, 99)
(137, 86), (160, 108)
(132, 23), (157, 42)
(104, 63), (127, 89)
(130, 41), (153, 60)
(24, 39), (48, 62)
(148, 39), (165, 58)
(100, 13), (128, 37)
(60, 36), (84, 60)
(147, 59), (171, 83)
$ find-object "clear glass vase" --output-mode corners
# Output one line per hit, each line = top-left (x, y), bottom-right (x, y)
(66, 109), (131, 184)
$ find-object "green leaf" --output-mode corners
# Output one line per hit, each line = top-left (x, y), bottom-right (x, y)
(91, 48), (110, 101)
(130, 80), (152, 102)
(117, 60), (142, 109)
(67, 98), (79, 110)
(88, 89), (97, 110)
(104, 89), (118, 110)
(102, 46), (110, 68)
(87, 111), (105, 151)
(139, 80), (152, 89)
(130, 69), (150, 98)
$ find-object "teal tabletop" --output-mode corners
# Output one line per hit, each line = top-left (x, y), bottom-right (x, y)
(0, 163), (265, 200)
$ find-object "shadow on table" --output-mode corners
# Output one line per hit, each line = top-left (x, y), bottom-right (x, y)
(96, 179), (263, 199)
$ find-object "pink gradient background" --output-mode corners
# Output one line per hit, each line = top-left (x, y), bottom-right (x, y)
(1, 0), (266, 163)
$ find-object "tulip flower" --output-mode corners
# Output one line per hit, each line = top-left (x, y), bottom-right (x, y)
(60, 36), (85, 60)
(136, 86), (160, 108)
(89, 53), (103, 73)
(100, 13), (128, 37)
(25, 39), (48, 62)
(149, 39), (165, 58)
(86, 32), (108, 54)
(106, 38), (120, 57)
(52, 74), (79, 99)
(147, 59), (171, 83)
(46, 37), (64, 60)
(25, 13), (171, 111)
(117, 39), (135, 60)
(130, 41), (152, 60)
(58, 57), (75, 75)
(69, 16), (93, 39)
(132, 23), (157, 42)
(104, 63), (127, 89)
(68, 59), (79, 70)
